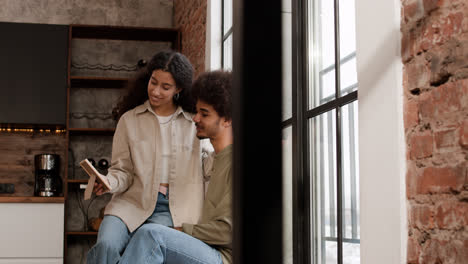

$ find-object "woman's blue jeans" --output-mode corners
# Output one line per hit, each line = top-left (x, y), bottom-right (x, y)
(86, 192), (173, 264)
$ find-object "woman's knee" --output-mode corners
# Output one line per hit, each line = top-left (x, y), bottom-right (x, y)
(94, 238), (122, 252)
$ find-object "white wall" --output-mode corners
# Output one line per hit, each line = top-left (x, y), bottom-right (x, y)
(355, 0), (407, 263)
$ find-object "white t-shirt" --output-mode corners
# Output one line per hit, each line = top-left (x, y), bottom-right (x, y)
(156, 113), (174, 184)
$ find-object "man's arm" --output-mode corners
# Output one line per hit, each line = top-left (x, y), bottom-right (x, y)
(181, 191), (232, 246)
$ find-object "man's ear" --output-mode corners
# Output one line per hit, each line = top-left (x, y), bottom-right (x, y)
(222, 118), (232, 128)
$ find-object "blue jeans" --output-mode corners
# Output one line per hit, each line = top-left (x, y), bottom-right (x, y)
(119, 224), (223, 264)
(87, 192), (173, 264)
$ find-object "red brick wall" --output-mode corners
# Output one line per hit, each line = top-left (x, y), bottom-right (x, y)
(402, 0), (468, 263)
(174, 0), (207, 77)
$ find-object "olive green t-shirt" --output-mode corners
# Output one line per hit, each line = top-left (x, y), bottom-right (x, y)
(182, 144), (233, 264)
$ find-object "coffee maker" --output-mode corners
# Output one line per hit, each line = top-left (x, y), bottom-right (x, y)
(34, 154), (62, 197)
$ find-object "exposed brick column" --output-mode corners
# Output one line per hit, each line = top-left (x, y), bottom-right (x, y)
(402, 0), (468, 263)
(173, 0), (207, 77)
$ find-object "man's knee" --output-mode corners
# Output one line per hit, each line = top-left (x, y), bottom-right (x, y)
(136, 224), (169, 242)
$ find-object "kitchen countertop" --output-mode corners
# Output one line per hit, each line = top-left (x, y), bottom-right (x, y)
(0, 196), (64, 203)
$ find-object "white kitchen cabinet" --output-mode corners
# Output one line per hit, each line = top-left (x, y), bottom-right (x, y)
(0, 203), (63, 263)
(0, 259), (62, 264)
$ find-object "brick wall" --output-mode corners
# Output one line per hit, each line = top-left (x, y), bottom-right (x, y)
(402, 0), (468, 263)
(174, 0), (207, 77)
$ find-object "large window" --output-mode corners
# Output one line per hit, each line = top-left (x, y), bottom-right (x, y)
(287, 0), (360, 263)
(217, 0), (359, 262)
(222, 0), (233, 69)
(308, 0), (359, 263)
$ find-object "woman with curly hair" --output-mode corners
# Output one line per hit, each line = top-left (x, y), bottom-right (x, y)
(87, 51), (211, 264)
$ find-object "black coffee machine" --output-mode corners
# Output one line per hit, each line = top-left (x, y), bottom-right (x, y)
(34, 154), (63, 197)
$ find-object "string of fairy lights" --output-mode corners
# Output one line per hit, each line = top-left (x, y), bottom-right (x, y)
(1, 112), (114, 133)
(0, 128), (66, 133)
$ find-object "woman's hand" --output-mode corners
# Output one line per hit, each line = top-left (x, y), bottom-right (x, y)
(93, 176), (110, 196)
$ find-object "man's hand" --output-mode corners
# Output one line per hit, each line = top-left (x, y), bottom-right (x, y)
(173, 226), (183, 231)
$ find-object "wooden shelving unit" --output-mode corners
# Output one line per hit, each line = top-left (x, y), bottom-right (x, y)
(68, 127), (115, 136)
(71, 24), (180, 44)
(63, 24), (181, 262)
(70, 76), (129, 88)
(66, 231), (98, 236)
(67, 179), (89, 184)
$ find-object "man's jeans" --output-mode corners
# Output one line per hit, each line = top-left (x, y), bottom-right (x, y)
(119, 223), (223, 264)
(86, 192), (173, 264)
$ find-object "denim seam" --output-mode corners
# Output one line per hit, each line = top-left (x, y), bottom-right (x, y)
(162, 244), (218, 264)
(145, 234), (218, 264)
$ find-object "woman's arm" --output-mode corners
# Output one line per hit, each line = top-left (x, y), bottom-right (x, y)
(106, 115), (134, 193)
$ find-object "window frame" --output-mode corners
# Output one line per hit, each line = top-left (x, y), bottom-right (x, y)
(290, 0), (359, 263)
(222, 0), (233, 69)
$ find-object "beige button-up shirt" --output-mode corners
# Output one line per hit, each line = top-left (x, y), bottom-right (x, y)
(104, 101), (211, 232)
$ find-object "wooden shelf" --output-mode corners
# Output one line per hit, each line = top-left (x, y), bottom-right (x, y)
(71, 24), (180, 45)
(66, 231), (98, 236)
(0, 123), (66, 130)
(70, 76), (129, 88)
(67, 179), (88, 184)
(68, 128), (115, 135)
(0, 196), (64, 203)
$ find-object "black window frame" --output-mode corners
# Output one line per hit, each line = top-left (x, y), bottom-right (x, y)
(289, 0), (359, 263)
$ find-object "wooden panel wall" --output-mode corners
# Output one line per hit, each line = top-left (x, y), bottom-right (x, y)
(0, 132), (66, 196)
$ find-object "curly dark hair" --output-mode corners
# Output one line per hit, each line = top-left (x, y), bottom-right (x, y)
(113, 51), (195, 120)
(192, 70), (232, 120)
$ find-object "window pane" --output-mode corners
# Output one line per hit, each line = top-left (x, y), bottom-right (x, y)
(309, 0), (336, 109)
(223, 34), (233, 70)
(282, 126), (293, 264)
(223, 0), (232, 35)
(320, 70), (336, 105)
(339, 0), (357, 95)
(340, 57), (357, 94)
(338, 0), (356, 59)
(341, 102), (360, 264)
(310, 109), (337, 264)
(282, 11), (292, 121)
(343, 242), (361, 264)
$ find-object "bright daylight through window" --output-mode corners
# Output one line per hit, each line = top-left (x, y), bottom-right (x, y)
(308, 0), (360, 263)
(222, 0), (233, 70)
